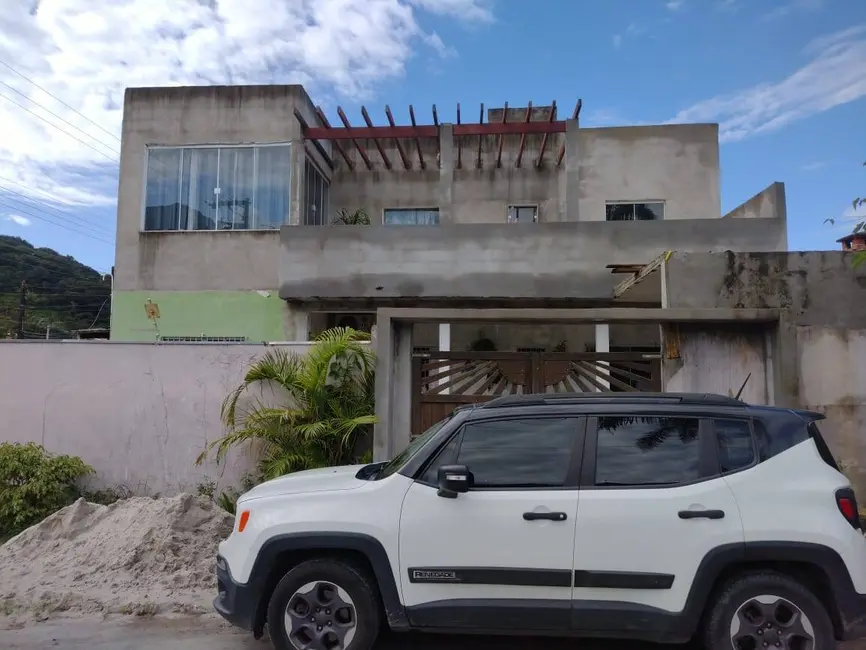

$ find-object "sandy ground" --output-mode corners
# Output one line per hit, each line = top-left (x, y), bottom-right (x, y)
(4, 614), (866, 650)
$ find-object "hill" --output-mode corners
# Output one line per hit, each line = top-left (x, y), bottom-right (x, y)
(0, 235), (111, 338)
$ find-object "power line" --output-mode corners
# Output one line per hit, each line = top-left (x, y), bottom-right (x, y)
(0, 199), (114, 245)
(0, 186), (113, 234)
(0, 174), (113, 217)
(0, 91), (118, 163)
(0, 59), (121, 143)
(0, 78), (120, 156)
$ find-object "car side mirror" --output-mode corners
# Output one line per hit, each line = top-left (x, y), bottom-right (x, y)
(437, 464), (473, 499)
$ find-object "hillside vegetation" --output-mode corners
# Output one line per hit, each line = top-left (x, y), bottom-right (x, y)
(0, 235), (110, 338)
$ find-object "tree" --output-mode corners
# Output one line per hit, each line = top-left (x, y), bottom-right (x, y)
(196, 327), (376, 481)
(827, 160), (866, 267)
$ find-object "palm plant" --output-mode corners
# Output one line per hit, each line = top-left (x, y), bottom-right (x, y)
(333, 208), (371, 225)
(196, 327), (376, 481)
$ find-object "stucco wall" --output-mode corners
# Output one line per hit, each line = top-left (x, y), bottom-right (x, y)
(0, 341), (318, 495)
(110, 290), (303, 341)
(576, 124), (721, 221)
(279, 219), (788, 301)
(115, 85), (317, 293)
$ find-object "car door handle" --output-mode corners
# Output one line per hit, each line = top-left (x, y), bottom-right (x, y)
(523, 512), (568, 522)
(678, 509), (725, 520)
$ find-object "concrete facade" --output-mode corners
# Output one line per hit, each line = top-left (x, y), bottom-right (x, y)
(111, 84), (788, 343)
(0, 341), (322, 495)
(662, 251), (866, 495)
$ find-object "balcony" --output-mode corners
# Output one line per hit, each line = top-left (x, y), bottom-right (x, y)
(278, 219), (786, 305)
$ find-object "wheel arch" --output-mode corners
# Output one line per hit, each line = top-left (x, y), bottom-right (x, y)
(248, 532), (409, 637)
(682, 542), (858, 641)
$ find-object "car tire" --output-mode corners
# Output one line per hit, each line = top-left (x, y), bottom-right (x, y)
(702, 571), (835, 650)
(267, 558), (381, 650)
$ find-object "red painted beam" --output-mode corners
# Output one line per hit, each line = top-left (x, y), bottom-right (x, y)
(314, 106), (354, 171)
(515, 101), (532, 169)
(535, 100), (557, 169)
(361, 106), (392, 170)
(409, 105), (426, 170)
(476, 103), (484, 169)
(337, 106), (374, 170)
(303, 121), (567, 141)
(385, 105), (412, 170)
(496, 102), (508, 169)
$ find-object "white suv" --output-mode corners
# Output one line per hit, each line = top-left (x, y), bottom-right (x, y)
(214, 393), (866, 650)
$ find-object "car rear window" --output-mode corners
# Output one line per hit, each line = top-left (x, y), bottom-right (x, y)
(807, 420), (840, 470)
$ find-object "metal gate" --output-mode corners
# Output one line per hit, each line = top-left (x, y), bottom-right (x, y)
(411, 350), (661, 435)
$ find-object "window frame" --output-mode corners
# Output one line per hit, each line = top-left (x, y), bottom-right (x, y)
(507, 204), (539, 223)
(382, 207), (440, 226)
(303, 155), (330, 226)
(413, 414), (587, 492)
(710, 417), (758, 477)
(140, 142), (293, 233)
(604, 201), (665, 222)
(580, 414), (717, 490)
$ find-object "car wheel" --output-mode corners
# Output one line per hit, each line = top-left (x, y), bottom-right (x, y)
(267, 559), (380, 650)
(702, 571), (835, 650)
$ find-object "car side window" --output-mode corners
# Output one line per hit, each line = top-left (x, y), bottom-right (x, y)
(454, 417), (578, 489)
(594, 416), (701, 486)
(714, 419), (755, 473)
(419, 433), (462, 485)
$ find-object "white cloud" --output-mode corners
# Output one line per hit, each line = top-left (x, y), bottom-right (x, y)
(669, 24), (866, 142)
(762, 0), (825, 21)
(801, 161), (826, 171)
(666, 0), (684, 11)
(0, 0), (492, 212)
(4, 214), (31, 227)
(612, 34), (623, 48)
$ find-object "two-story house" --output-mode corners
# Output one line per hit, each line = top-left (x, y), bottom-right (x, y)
(112, 84), (787, 404)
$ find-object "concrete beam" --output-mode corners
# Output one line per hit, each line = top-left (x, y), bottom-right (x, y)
(377, 307), (781, 324)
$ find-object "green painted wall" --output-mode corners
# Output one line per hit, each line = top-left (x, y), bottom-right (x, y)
(111, 290), (290, 342)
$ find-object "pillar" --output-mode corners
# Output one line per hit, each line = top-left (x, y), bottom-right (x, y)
(595, 323), (610, 391)
(438, 323), (451, 395)
(437, 124), (454, 224)
(373, 313), (414, 462)
(564, 118), (580, 222)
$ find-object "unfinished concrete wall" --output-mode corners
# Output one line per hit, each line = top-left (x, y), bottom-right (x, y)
(723, 182), (787, 221)
(0, 341), (319, 495)
(279, 219), (788, 301)
(576, 124), (721, 221)
(115, 85), (316, 293)
(663, 251), (866, 496)
(663, 251), (866, 328)
(662, 325), (770, 404)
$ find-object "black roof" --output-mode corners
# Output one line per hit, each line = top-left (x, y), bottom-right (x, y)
(478, 392), (746, 410)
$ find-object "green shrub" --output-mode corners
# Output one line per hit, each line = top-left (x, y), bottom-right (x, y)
(0, 442), (93, 539)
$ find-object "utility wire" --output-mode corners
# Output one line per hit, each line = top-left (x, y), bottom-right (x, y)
(0, 186), (114, 234)
(0, 91), (119, 163)
(0, 199), (113, 244)
(0, 78), (121, 156)
(0, 58), (121, 143)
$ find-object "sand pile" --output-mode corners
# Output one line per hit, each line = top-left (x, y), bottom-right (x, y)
(0, 494), (234, 620)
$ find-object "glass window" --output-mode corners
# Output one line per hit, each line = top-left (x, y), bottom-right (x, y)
(455, 418), (577, 488)
(143, 144), (291, 231)
(508, 205), (538, 223)
(595, 416), (700, 486)
(605, 202), (664, 221)
(420, 432), (462, 485)
(383, 208), (439, 225)
(715, 419), (755, 473)
(303, 158), (330, 225)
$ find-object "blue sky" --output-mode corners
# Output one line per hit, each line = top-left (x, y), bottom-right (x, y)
(0, 0), (864, 272)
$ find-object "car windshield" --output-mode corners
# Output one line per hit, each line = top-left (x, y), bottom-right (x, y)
(376, 416), (452, 480)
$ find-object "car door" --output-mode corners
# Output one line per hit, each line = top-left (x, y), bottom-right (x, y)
(570, 413), (745, 634)
(398, 414), (585, 632)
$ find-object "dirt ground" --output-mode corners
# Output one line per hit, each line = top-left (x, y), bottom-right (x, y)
(4, 615), (866, 650)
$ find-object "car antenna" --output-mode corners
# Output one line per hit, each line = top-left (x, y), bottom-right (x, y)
(734, 373), (751, 400)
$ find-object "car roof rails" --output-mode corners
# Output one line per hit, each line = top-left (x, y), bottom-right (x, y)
(478, 392), (746, 409)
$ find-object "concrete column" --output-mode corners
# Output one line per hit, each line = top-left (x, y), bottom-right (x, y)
(373, 313), (414, 461)
(437, 124), (454, 224)
(595, 323), (610, 391)
(438, 323), (451, 395)
(564, 118), (580, 222)
(289, 142), (305, 226)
